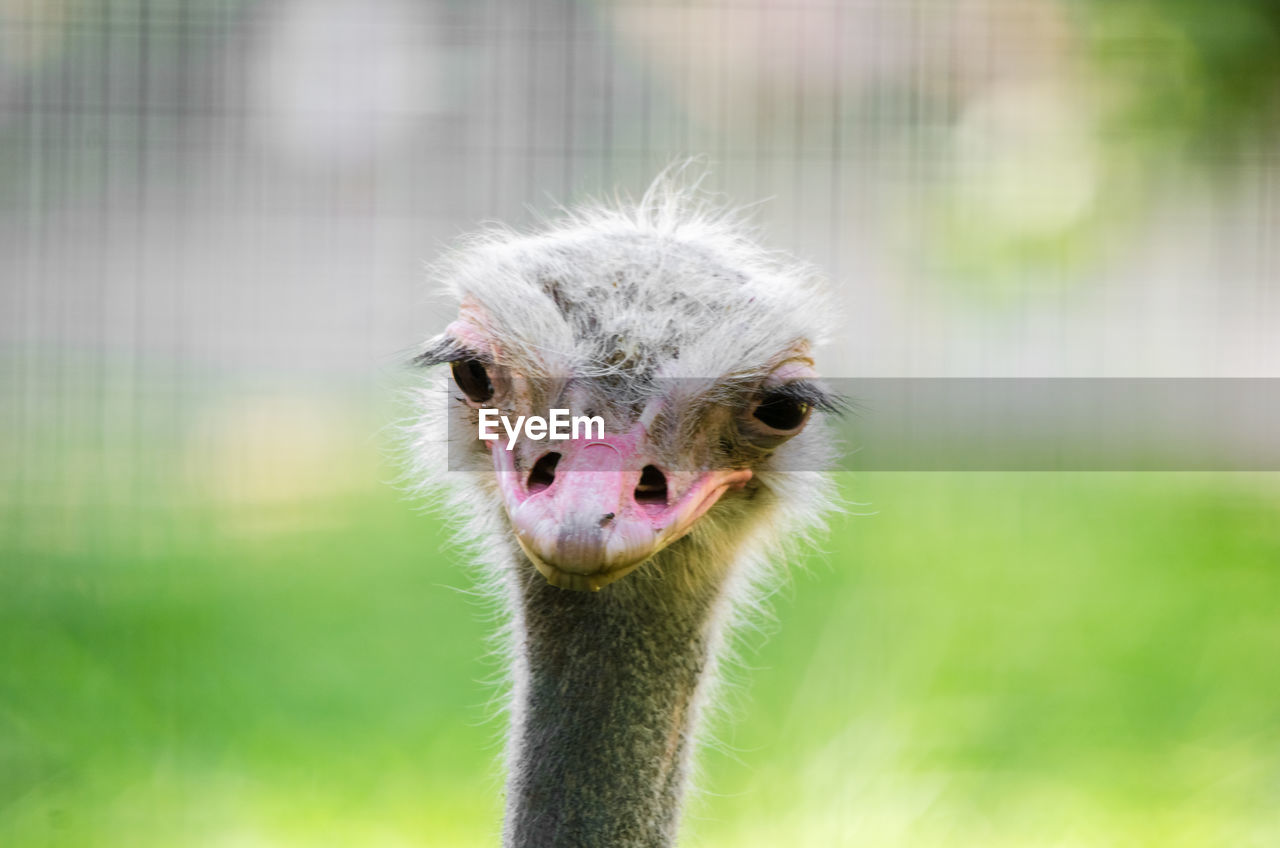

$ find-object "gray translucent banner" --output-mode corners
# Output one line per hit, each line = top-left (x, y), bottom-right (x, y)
(442, 379), (1280, 471)
(828, 378), (1280, 470)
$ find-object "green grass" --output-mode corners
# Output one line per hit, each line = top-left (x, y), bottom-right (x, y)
(3, 470), (1279, 847)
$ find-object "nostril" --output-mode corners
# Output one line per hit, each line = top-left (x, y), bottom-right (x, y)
(527, 452), (560, 493)
(634, 465), (668, 506)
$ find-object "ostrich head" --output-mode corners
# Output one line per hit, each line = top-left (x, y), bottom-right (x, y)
(408, 179), (841, 847)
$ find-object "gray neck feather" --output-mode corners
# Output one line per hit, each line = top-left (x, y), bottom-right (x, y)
(503, 564), (723, 848)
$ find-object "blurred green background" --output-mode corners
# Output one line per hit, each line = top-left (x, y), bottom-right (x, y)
(5, 448), (1280, 846)
(4, 0), (1280, 845)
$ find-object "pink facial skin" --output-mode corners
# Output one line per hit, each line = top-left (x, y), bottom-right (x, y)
(490, 412), (752, 592)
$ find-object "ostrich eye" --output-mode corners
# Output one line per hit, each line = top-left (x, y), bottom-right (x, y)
(451, 358), (494, 404)
(752, 392), (811, 432)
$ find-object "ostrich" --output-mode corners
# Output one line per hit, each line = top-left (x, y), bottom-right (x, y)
(406, 178), (842, 847)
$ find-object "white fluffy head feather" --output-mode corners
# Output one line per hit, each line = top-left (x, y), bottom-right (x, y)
(404, 171), (842, 598)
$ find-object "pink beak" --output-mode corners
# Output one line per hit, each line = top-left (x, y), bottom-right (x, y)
(491, 421), (752, 591)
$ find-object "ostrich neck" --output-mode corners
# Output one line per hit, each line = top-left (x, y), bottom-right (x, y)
(504, 566), (724, 848)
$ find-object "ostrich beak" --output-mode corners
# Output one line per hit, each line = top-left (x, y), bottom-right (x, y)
(490, 425), (752, 591)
